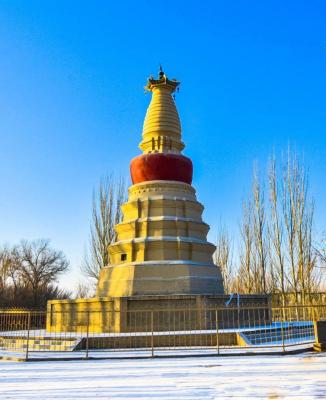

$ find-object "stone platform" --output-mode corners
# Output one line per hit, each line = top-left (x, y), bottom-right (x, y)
(47, 294), (271, 333)
(313, 320), (326, 352)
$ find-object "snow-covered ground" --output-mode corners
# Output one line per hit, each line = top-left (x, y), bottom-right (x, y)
(0, 352), (325, 399)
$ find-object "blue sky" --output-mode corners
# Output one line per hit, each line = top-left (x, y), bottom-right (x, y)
(0, 1), (325, 290)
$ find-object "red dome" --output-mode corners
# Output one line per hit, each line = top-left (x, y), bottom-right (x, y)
(130, 153), (193, 185)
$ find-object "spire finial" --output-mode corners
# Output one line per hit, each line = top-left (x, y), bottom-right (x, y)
(145, 67), (180, 93)
(159, 64), (164, 79)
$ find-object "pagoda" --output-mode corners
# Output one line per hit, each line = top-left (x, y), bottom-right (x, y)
(47, 69), (274, 334)
(96, 67), (224, 297)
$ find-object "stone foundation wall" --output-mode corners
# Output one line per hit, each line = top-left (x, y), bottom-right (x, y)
(47, 294), (271, 333)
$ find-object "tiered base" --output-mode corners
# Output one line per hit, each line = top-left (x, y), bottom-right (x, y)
(96, 262), (224, 297)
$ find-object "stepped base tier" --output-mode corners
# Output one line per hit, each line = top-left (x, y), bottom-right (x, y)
(96, 180), (224, 297)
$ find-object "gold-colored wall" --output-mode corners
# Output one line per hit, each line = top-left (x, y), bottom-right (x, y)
(46, 294), (271, 334)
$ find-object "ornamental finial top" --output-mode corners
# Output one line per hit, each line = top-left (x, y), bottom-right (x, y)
(145, 67), (180, 93)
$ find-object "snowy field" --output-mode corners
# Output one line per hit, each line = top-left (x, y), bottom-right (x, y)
(0, 352), (325, 399)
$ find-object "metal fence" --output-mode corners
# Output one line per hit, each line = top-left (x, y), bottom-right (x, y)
(0, 304), (325, 361)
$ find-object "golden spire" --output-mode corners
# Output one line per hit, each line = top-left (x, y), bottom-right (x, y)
(139, 67), (184, 154)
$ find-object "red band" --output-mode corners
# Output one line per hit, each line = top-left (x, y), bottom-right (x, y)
(130, 153), (193, 185)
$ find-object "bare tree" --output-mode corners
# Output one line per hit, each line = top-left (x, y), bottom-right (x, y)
(214, 224), (233, 293)
(234, 150), (322, 300)
(302, 204), (320, 298)
(0, 247), (10, 291)
(82, 175), (126, 281)
(269, 157), (286, 304)
(238, 200), (254, 293)
(0, 246), (23, 302)
(314, 233), (326, 291)
(12, 239), (69, 307)
(282, 152), (300, 301)
(315, 233), (326, 267)
(74, 280), (95, 298)
(252, 166), (268, 293)
(266, 150), (321, 303)
(281, 152), (320, 303)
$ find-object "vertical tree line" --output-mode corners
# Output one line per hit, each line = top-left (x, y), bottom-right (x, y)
(215, 151), (325, 302)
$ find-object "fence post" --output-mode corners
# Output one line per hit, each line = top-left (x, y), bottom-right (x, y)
(215, 309), (220, 355)
(85, 311), (90, 359)
(151, 311), (154, 358)
(281, 317), (285, 353)
(25, 312), (31, 361)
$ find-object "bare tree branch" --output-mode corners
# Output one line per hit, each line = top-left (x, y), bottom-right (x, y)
(82, 174), (126, 281)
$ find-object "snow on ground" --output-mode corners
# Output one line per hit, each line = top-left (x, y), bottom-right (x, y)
(0, 352), (325, 399)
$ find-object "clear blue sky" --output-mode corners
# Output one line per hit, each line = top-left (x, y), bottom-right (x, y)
(0, 1), (325, 291)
